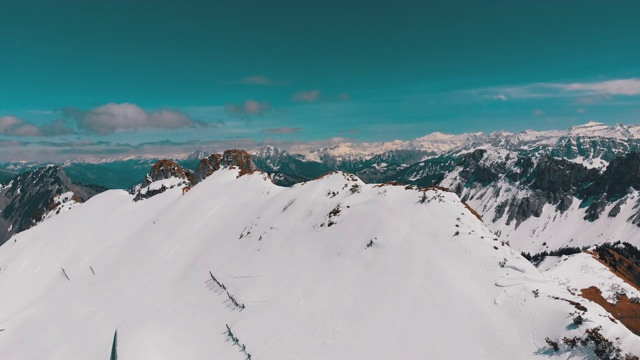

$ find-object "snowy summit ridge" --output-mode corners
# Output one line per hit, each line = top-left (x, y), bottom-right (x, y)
(0, 159), (638, 359)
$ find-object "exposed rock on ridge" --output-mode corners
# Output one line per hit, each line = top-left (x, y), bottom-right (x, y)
(135, 150), (258, 200)
(132, 160), (192, 202)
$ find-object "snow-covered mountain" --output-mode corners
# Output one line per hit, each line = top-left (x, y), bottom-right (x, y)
(0, 165), (105, 245)
(252, 145), (433, 186)
(295, 122), (638, 165)
(303, 131), (485, 164)
(249, 122), (640, 254)
(393, 148), (640, 254)
(247, 123), (640, 191)
(1, 161), (639, 359)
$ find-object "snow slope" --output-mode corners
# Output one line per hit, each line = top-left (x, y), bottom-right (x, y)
(446, 174), (640, 254)
(0, 169), (638, 359)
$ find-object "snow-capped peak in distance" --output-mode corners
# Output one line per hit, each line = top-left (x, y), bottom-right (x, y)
(183, 149), (213, 161)
(297, 122), (640, 163)
(303, 138), (450, 163)
(566, 121), (640, 139)
(249, 144), (290, 159)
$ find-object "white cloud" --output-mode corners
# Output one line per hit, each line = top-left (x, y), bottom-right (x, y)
(62, 103), (201, 135)
(12, 124), (42, 136)
(0, 116), (23, 134)
(0, 116), (75, 137)
(476, 78), (640, 101)
(559, 78), (640, 96)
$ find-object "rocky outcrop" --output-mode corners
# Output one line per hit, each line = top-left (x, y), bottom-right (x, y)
(577, 152), (640, 222)
(0, 165), (105, 245)
(194, 150), (257, 185)
(498, 156), (600, 224)
(132, 160), (191, 202)
(582, 152), (640, 201)
(527, 156), (599, 195)
(144, 159), (192, 185)
(222, 150), (256, 175)
(135, 150), (259, 200)
(194, 154), (222, 185)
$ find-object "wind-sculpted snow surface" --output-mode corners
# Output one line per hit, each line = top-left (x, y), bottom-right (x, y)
(0, 169), (638, 359)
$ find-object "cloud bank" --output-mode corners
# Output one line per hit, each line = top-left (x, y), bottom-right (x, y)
(558, 78), (640, 96)
(0, 116), (75, 137)
(478, 78), (640, 101)
(62, 103), (202, 135)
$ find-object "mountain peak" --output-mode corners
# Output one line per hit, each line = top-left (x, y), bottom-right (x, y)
(133, 160), (192, 201)
(222, 149), (257, 176)
(194, 149), (258, 185)
(252, 144), (288, 159)
(568, 121), (630, 139)
(146, 160), (189, 183)
(185, 150), (211, 161)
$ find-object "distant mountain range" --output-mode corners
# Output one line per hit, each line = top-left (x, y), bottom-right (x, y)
(3, 121), (640, 253)
(250, 122), (640, 253)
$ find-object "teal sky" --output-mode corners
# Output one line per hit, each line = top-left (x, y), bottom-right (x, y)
(1, 0), (640, 161)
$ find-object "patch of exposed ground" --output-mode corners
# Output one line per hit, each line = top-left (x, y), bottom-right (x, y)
(581, 286), (640, 336)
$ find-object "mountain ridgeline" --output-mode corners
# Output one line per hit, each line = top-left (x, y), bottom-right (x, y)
(0, 165), (105, 245)
(2, 162), (640, 358)
(5, 122), (640, 254)
(0, 150), (260, 244)
(247, 123), (640, 252)
(131, 149), (258, 201)
(3, 129), (640, 357)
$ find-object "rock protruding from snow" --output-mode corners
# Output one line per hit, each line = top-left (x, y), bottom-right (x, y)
(221, 149), (257, 175)
(194, 150), (257, 185)
(132, 160), (192, 202)
(145, 160), (191, 184)
(194, 153), (222, 185)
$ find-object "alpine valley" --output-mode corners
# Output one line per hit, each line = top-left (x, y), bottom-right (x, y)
(1, 123), (640, 359)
